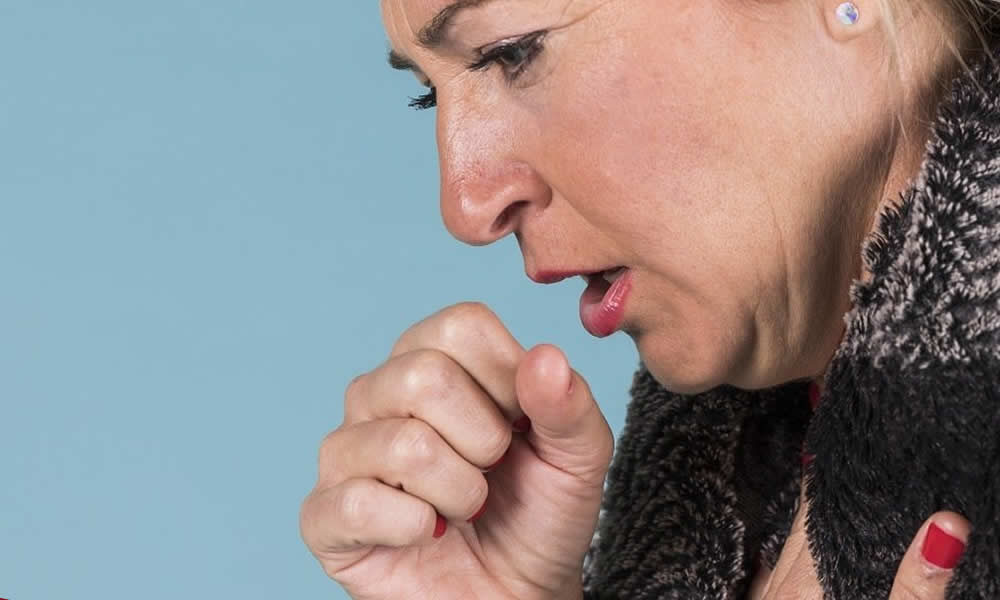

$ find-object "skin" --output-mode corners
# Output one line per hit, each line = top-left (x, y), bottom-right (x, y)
(298, 1), (972, 598)
(382, 0), (944, 394)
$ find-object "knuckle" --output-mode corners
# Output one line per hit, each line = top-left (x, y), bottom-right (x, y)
(390, 330), (412, 356)
(445, 301), (496, 322)
(342, 374), (367, 420)
(316, 428), (345, 478)
(400, 350), (458, 398)
(343, 373), (366, 407)
(317, 430), (336, 468)
(344, 372), (365, 399)
(437, 302), (499, 345)
(392, 302), (504, 358)
(391, 322), (424, 356)
(334, 480), (376, 534)
(389, 420), (438, 469)
(298, 489), (322, 548)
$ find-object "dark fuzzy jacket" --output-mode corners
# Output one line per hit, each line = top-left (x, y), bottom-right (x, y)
(581, 44), (1000, 600)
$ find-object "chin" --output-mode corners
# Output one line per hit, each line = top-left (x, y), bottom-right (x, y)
(633, 331), (729, 395)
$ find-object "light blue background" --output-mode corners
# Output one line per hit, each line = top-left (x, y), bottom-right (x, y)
(0, 2), (637, 598)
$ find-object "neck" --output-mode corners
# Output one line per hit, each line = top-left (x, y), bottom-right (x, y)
(810, 72), (952, 393)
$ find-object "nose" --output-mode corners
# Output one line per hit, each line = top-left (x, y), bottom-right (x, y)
(436, 91), (551, 246)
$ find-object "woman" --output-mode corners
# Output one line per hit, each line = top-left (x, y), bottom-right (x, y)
(300, 0), (999, 598)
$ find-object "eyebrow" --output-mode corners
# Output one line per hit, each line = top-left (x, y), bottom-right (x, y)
(388, 50), (416, 72)
(387, 0), (494, 72)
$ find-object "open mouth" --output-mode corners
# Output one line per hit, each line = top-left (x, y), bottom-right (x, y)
(579, 267), (633, 338)
(583, 267), (627, 286)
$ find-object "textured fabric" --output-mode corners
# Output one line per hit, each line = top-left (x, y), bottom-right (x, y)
(581, 47), (1000, 600)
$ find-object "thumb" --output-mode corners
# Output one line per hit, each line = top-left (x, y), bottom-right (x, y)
(515, 344), (614, 485)
(889, 512), (969, 600)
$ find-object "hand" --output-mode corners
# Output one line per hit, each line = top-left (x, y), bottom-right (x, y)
(299, 303), (615, 600)
(749, 485), (970, 599)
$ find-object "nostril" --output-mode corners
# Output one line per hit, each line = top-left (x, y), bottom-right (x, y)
(492, 207), (511, 232)
(491, 201), (528, 234)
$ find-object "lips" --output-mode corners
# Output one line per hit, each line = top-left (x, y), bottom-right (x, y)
(579, 267), (632, 337)
(528, 265), (634, 337)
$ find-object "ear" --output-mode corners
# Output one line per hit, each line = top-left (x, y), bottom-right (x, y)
(823, 1), (883, 42)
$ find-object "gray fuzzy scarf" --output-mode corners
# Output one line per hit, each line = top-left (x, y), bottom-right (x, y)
(582, 44), (1000, 600)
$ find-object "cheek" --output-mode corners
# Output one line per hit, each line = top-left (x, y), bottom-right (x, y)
(534, 45), (729, 252)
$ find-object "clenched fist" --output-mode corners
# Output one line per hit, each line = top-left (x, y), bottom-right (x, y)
(300, 303), (615, 600)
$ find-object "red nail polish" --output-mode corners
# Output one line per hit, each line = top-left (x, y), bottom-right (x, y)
(433, 514), (447, 539)
(801, 453), (815, 467)
(922, 523), (966, 569)
(513, 416), (532, 433)
(467, 500), (488, 523)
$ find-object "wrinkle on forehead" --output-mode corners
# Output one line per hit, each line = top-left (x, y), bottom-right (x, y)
(382, 0), (452, 40)
(384, 0), (588, 47)
(381, 0), (462, 85)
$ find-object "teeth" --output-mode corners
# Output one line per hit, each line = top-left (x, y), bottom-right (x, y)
(602, 267), (626, 284)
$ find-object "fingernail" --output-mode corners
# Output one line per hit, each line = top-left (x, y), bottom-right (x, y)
(513, 416), (532, 433)
(922, 522), (966, 569)
(801, 453), (815, 467)
(433, 514), (447, 539)
(483, 450), (507, 472)
(467, 500), (488, 523)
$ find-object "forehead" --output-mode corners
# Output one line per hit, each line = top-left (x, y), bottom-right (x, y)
(381, 0), (567, 46)
(380, 0), (454, 40)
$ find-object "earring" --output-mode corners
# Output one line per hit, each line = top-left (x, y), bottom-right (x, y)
(835, 2), (861, 26)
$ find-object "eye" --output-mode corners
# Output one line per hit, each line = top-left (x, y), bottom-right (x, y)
(469, 31), (547, 82)
(404, 31), (547, 111)
(408, 87), (437, 110)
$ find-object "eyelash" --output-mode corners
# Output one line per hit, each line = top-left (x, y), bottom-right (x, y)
(408, 89), (437, 110)
(408, 31), (547, 111)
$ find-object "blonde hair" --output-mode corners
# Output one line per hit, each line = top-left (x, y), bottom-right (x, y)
(878, 0), (998, 67)
(869, 0), (997, 136)
(938, 0), (1000, 46)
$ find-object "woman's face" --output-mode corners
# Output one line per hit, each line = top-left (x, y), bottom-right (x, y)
(381, 0), (898, 393)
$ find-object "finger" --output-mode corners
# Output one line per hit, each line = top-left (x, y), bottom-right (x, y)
(514, 344), (614, 484)
(318, 418), (489, 522)
(344, 349), (512, 470)
(890, 512), (970, 600)
(389, 302), (526, 422)
(300, 478), (443, 559)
